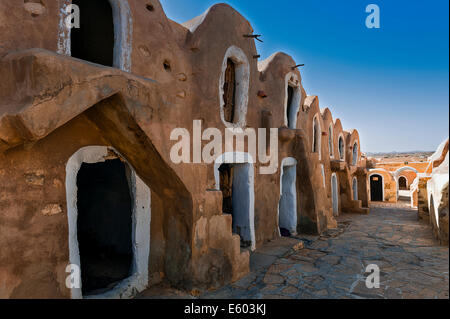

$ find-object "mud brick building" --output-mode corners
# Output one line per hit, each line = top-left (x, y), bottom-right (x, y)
(0, 0), (370, 298)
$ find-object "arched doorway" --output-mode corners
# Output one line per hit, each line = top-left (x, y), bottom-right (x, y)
(331, 173), (339, 216)
(219, 46), (250, 128)
(352, 177), (358, 200)
(370, 174), (383, 201)
(66, 146), (151, 299)
(278, 158), (298, 237)
(398, 176), (408, 190)
(215, 153), (255, 251)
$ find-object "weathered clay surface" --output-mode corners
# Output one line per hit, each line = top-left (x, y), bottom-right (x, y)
(0, 1), (371, 298)
(140, 203), (447, 299)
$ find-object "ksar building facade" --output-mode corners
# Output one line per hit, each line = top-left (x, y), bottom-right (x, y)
(0, 0), (369, 298)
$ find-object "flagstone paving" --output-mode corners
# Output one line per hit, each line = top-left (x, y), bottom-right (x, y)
(138, 203), (449, 299)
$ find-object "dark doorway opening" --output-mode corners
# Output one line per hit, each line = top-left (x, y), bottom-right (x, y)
(223, 59), (236, 123)
(76, 159), (133, 295)
(218, 163), (253, 249)
(71, 0), (114, 67)
(398, 176), (408, 190)
(370, 174), (383, 202)
(286, 85), (294, 128)
(219, 164), (234, 215)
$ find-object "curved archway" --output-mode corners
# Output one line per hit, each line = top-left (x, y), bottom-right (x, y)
(66, 146), (150, 299)
(394, 166), (419, 177)
(369, 173), (384, 202)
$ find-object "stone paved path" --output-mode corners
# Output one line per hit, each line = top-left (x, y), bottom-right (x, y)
(139, 203), (449, 299)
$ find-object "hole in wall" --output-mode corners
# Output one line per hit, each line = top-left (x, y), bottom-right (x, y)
(146, 3), (155, 12)
(138, 45), (151, 57)
(163, 60), (172, 72)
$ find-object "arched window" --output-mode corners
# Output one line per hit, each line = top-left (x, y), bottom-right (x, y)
(312, 115), (321, 159)
(219, 46), (250, 128)
(338, 136), (345, 160)
(328, 124), (334, 157)
(284, 73), (302, 129)
(352, 142), (358, 165)
(66, 146), (150, 299)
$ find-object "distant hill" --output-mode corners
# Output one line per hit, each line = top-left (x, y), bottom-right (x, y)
(366, 151), (434, 163)
(366, 151), (433, 157)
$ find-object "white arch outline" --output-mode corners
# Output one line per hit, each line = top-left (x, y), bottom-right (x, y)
(393, 166), (419, 177)
(65, 146), (150, 299)
(59, 0), (133, 71)
(219, 46), (250, 129)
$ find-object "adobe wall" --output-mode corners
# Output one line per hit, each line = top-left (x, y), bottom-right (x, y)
(368, 169), (397, 202)
(418, 178), (431, 221)
(0, 0), (369, 297)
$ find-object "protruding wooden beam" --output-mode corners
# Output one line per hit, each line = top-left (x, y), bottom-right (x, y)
(243, 34), (263, 42)
(292, 64), (305, 70)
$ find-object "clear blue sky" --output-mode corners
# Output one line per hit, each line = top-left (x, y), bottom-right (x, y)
(161, 0), (449, 153)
